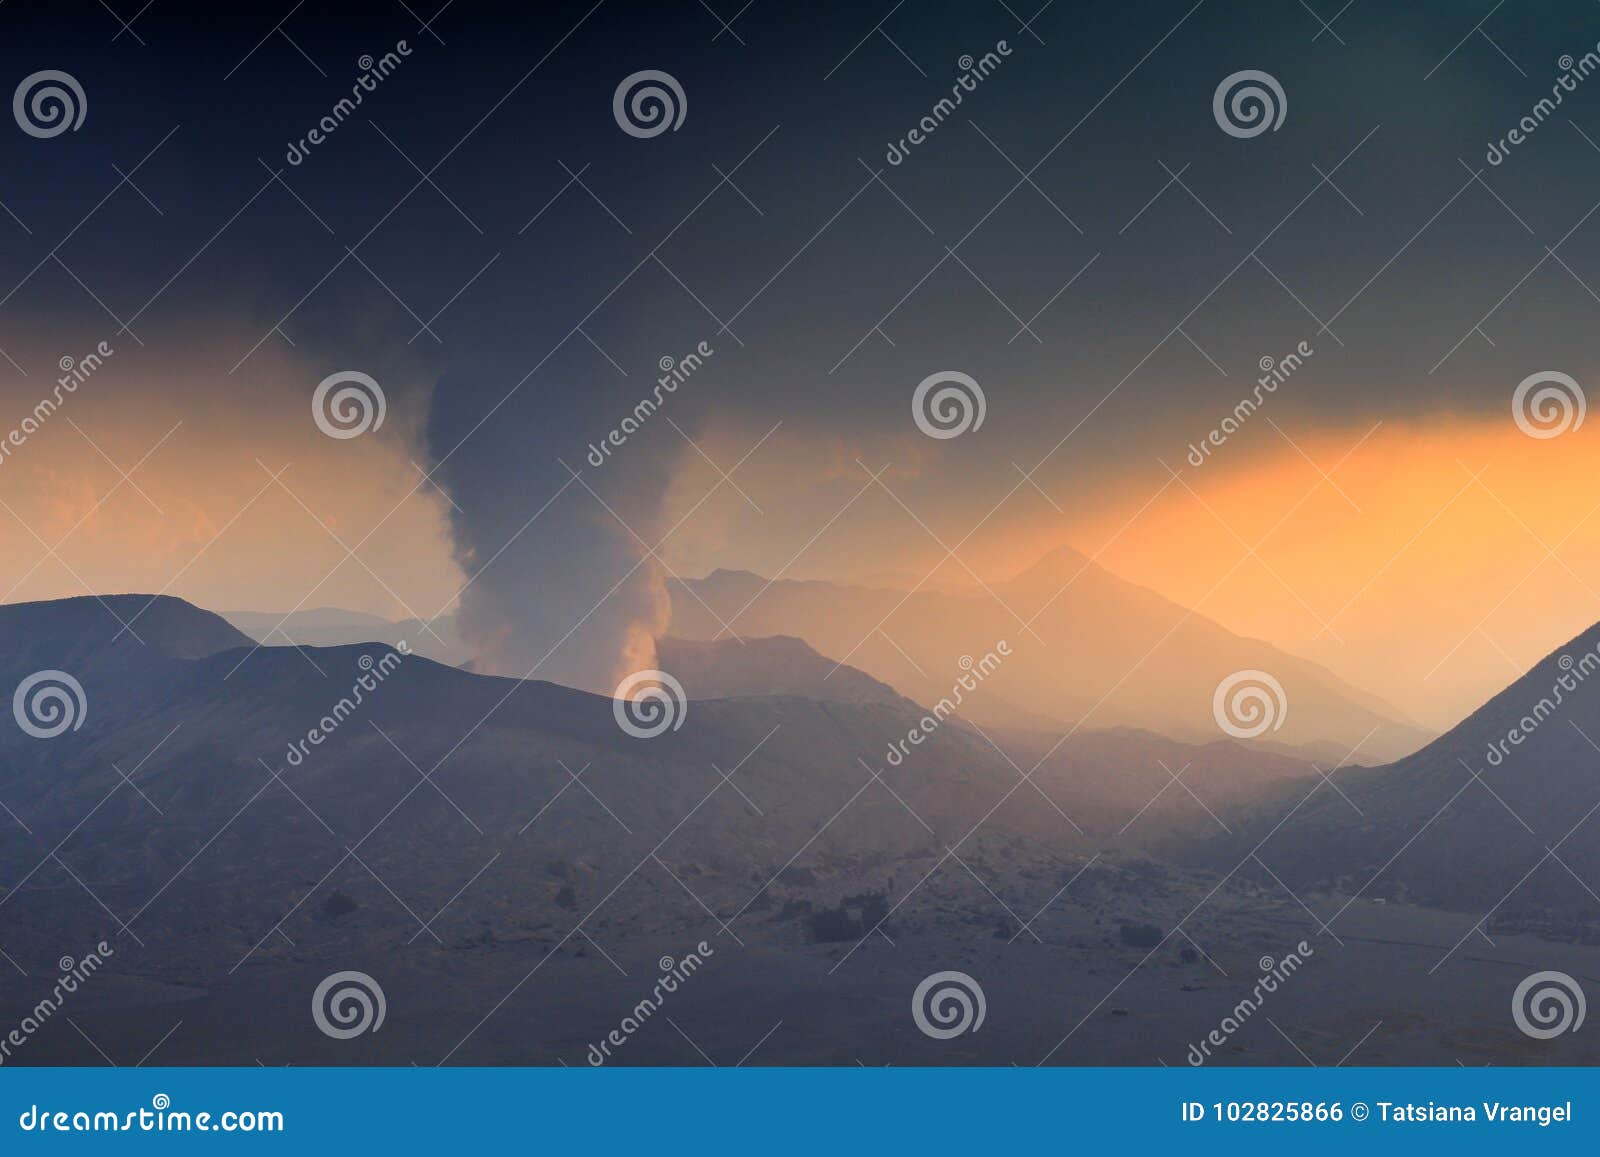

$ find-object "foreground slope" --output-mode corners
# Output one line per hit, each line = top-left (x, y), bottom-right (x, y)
(1206, 621), (1600, 924)
(7, 595), (1580, 1066)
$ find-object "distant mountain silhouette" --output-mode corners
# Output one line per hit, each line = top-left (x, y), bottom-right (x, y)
(0, 594), (1053, 978)
(5, 593), (1553, 1066)
(1207, 620), (1600, 923)
(656, 634), (911, 708)
(668, 547), (1430, 761)
(222, 607), (473, 668)
(0, 594), (1330, 976)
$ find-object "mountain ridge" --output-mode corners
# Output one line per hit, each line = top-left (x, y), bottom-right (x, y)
(1199, 616), (1600, 919)
(669, 548), (1430, 761)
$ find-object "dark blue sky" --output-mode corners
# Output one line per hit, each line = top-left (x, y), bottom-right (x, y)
(7, 2), (1598, 418)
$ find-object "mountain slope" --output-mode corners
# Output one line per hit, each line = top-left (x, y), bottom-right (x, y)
(655, 634), (912, 708)
(0, 596), (1080, 978)
(0, 593), (252, 666)
(0, 594), (1545, 1067)
(1204, 620), (1600, 923)
(0, 594), (1333, 977)
(668, 548), (1429, 761)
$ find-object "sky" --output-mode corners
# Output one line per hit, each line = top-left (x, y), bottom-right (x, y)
(2, 0), (1600, 725)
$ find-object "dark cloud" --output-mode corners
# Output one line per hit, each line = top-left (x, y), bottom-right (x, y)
(5, 1), (1598, 682)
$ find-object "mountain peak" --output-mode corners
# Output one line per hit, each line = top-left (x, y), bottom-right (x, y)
(1008, 543), (1095, 583)
(700, 567), (764, 584)
(0, 594), (253, 663)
